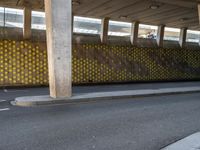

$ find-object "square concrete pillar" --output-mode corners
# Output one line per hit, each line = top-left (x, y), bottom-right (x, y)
(45, 0), (72, 98)
(130, 21), (139, 46)
(157, 25), (165, 47)
(101, 17), (110, 44)
(179, 28), (187, 48)
(198, 3), (200, 24)
(23, 7), (32, 40)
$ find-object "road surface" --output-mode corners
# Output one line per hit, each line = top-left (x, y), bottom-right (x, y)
(0, 88), (200, 150)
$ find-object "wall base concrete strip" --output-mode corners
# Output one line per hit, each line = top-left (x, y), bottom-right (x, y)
(161, 132), (200, 150)
(12, 86), (200, 107)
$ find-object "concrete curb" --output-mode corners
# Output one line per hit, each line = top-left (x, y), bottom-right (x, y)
(12, 86), (200, 107)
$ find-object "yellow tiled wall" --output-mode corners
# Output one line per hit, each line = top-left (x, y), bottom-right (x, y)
(0, 40), (48, 86)
(0, 40), (200, 86)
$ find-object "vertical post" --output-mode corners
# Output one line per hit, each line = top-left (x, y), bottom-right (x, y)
(197, 3), (200, 47)
(198, 3), (200, 24)
(179, 27), (187, 48)
(101, 17), (109, 43)
(72, 14), (74, 44)
(3, 8), (5, 27)
(45, 0), (72, 98)
(130, 21), (139, 46)
(157, 25), (165, 47)
(23, 7), (32, 40)
(72, 14), (74, 33)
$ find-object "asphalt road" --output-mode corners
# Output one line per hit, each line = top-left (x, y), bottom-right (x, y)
(0, 90), (200, 150)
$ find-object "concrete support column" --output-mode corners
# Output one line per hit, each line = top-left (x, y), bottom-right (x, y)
(45, 0), (72, 98)
(72, 13), (74, 33)
(130, 21), (139, 46)
(72, 14), (74, 43)
(157, 25), (165, 47)
(179, 28), (187, 48)
(23, 7), (32, 40)
(198, 3), (200, 24)
(101, 17), (110, 43)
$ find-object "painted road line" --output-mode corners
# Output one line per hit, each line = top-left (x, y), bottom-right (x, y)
(4, 89), (29, 93)
(0, 100), (6, 103)
(161, 132), (200, 150)
(0, 108), (10, 112)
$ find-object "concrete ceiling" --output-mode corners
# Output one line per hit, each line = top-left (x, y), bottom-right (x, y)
(0, 0), (200, 30)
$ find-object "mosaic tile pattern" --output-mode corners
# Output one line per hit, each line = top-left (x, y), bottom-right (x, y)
(0, 40), (48, 86)
(0, 40), (199, 86)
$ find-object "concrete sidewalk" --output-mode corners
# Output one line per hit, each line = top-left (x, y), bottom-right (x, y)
(13, 86), (200, 107)
(72, 82), (200, 94)
(161, 132), (200, 150)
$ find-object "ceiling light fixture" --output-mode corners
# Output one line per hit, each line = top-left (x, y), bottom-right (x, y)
(119, 16), (128, 19)
(150, 5), (160, 10)
(179, 18), (189, 22)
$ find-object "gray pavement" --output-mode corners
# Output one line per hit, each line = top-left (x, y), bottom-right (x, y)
(0, 82), (200, 150)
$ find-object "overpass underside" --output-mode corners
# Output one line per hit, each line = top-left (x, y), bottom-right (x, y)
(0, 0), (200, 98)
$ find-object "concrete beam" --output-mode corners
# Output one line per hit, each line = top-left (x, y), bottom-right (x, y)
(130, 21), (139, 46)
(45, 0), (72, 98)
(23, 7), (32, 40)
(179, 28), (187, 48)
(157, 25), (165, 47)
(101, 17), (110, 44)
